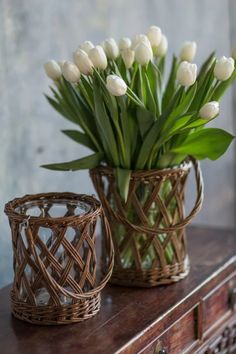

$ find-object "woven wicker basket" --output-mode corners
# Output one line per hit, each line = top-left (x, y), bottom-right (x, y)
(4, 192), (114, 325)
(90, 157), (203, 287)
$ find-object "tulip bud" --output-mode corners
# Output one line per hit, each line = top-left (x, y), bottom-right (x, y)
(119, 37), (132, 51)
(199, 101), (219, 120)
(176, 61), (197, 87)
(132, 34), (151, 50)
(44, 60), (61, 80)
(180, 41), (197, 62)
(154, 35), (168, 57)
(73, 49), (93, 75)
(121, 48), (135, 69)
(62, 61), (80, 83)
(58, 60), (66, 70)
(147, 25), (162, 47)
(214, 56), (235, 81)
(100, 40), (106, 50)
(232, 44), (236, 60)
(135, 42), (153, 65)
(79, 41), (94, 54)
(106, 75), (127, 96)
(88, 45), (108, 70)
(103, 38), (119, 60)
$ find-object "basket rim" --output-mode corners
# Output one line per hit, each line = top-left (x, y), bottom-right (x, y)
(4, 192), (102, 225)
(90, 159), (192, 179)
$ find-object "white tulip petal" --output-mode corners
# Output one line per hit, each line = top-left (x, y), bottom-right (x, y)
(119, 37), (132, 51)
(121, 48), (135, 69)
(176, 61), (197, 86)
(44, 60), (62, 80)
(106, 74), (127, 96)
(73, 49), (93, 75)
(154, 35), (168, 57)
(79, 41), (94, 54)
(147, 25), (162, 47)
(214, 56), (235, 81)
(58, 60), (66, 70)
(132, 34), (151, 50)
(135, 42), (153, 65)
(103, 38), (119, 59)
(88, 46), (107, 70)
(62, 61), (80, 83)
(180, 41), (197, 62)
(199, 101), (220, 120)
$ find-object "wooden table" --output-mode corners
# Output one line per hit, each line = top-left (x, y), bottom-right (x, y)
(1, 226), (236, 354)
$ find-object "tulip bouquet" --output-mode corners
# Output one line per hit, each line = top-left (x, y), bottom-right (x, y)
(43, 27), (235, 272)
(43, 26), (235, 202)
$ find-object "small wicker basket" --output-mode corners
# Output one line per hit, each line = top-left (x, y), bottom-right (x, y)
(4, 192), (114, 325)
(90, 157), (204, 288)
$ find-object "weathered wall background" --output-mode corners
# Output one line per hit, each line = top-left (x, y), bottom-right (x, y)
(0, 0), (235, 287)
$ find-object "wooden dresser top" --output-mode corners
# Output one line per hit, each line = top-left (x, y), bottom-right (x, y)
(0, 226), (236, 354)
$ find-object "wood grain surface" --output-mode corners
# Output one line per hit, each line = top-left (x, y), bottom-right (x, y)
(0, 226), (236, 354)
(0, 0), (236, 288)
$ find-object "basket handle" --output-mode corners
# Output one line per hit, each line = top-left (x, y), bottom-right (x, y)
(116, 156), (204, 234)
(32, 211), (114, 300)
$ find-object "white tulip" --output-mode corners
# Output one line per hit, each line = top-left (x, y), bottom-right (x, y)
(79, 41), (94, 54)
(147, 25), (162, 47)
(121, 48), (135, 69)
(132, 34), (151, 50)
(135, 42), (153, 65)
(180, 41), (197, 62)
(232, 44), (236, 60)
(58, 60), (66, 70)
(73, 49), (93, 75)
(106, 75), (127, 96)
(62, 61), (80, 83)
(119, 37), (132, 51)
(44, 60), (61, 80)
(103, 38), (119, 60)
(176, 61), (197, 86)
(100, 40), (106, 50)
(199, 101), (219, 120)
(154, 35), (168, 57)
(88, 45), (108, 70)
(214, 56), (235, 81)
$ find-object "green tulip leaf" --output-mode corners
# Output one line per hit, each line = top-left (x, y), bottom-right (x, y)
(212, 68), (236, 101)
(171, 128), (234, 160)
(61, 130), (97, 151)
(41, 152), (104, 171)
(115, 167), (131, 202)
(136, 107), (156, 139)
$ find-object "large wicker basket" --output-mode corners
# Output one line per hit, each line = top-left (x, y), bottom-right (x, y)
(4, 192), (114, 325)
(90, 157), (203, 287)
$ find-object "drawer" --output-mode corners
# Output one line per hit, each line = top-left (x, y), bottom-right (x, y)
(195, 315), (236, 353)
(202, 274), (236, 336)
(141, 306), (198, 354)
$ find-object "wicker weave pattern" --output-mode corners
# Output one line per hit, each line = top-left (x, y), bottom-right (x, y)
(90, 158), (203, 287)
(5, 192), (114, 325)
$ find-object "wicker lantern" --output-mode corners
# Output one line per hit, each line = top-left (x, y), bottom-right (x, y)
(5, 192), (114, 325)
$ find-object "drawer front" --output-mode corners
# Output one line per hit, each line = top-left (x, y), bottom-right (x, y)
(196, 315), (236, 353)
(141, 273), (236, 354)
(141, 306), (198, 354)
(202, 274), (236, 334)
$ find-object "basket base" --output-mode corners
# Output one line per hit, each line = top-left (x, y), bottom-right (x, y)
(108, 257), (190, 288)
(11, 291), (101, 325)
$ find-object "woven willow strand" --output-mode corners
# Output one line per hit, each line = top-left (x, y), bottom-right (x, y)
(5, 192), (114, 324)
(90, 157), (204, 287)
